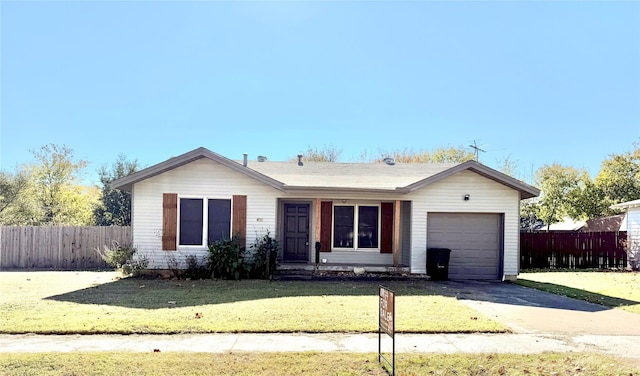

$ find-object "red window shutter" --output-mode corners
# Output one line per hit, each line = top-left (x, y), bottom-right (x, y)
(380, 202), (393, 253)
(320, 201), (332, 252)
(232, 195), (247, 247)
(162, 193), (178, 251)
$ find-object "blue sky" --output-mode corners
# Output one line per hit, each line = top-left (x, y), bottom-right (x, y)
(1, 1), (639, 186)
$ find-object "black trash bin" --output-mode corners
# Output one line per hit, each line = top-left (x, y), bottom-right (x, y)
(427, 248), (451, 280)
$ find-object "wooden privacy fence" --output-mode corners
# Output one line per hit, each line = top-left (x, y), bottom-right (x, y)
(521, 231), (627, 269)
(0, 226), (132, 270)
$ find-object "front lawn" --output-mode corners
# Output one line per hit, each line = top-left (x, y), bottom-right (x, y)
(518, 271), (640, 315)
(1, 352), (638, 376)
(0, 271), (505, 334)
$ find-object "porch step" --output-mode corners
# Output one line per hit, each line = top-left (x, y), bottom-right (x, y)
(272, 264), (426, 281)
(278, 263), (411, 274)
(272, 269), (314, 281)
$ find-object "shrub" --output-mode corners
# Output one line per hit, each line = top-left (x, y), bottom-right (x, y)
(165, 253), (181, 279)
(207, 235), (248, 280)
(248, 232), (279, 279)
(96, 240), (148, 276)
(166, 253), (217, 279)
(184, 254), (209, 279)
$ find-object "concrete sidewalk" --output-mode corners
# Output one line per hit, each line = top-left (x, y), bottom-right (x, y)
(2, 333), (640, 363)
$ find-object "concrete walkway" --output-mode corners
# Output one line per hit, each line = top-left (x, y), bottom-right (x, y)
(2, 333), (640, 363)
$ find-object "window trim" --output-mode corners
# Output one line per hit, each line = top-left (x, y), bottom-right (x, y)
(331, 203), (381, 251)
(177, 195), (233, 248)
(178, 197), (205, 246)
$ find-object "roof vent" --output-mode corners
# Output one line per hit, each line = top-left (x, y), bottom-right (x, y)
(383, 157), (395, 166)
(243, 153), (248, 167)
(257, 155), (267, 162)
(297, 154), (303, 166)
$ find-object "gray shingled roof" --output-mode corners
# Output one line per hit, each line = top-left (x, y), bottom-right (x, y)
(242, 160), (457, 190)
(111, 147), (540, 198)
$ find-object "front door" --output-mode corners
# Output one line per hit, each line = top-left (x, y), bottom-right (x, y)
(283, 203), (310, 262)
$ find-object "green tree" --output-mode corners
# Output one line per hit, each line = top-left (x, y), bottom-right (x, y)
(593, 145), (640, 211)
(365, 145), (475, 163)
(534, 163), (584, 230)
(566, 141), (640, 220)
(0, 168), (39, 225)
(27, 144), (96, 225)
(520, 198), (542, 231)
(566, 177), (607, 220)
(291, 145), (342, 162)
(94, 154), (139, 226)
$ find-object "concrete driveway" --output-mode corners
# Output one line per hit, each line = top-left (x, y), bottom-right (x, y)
(439, 280), (640, 336)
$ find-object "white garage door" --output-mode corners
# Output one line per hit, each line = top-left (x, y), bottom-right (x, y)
(427, 213), (502, 280)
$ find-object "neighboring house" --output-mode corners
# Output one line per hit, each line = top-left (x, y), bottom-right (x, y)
(538, 216), (586, 231)
(111, 147), (539, 280)
(610, 200), (640, 269)
(527, 214), (626, 232)
(580, 214), (626, 232)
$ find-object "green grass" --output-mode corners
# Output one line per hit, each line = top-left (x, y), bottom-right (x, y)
(0, 271), (505, 334)
(518, 271), (640, 315)
(1, 352), (638, 376)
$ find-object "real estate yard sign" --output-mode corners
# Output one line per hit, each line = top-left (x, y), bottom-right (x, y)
(378, 286), (395, 376)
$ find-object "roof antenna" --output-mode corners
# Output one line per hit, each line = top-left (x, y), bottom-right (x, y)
(468, 140), (485, 162)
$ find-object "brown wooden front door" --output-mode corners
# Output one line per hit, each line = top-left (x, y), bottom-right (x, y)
(283, 203), (310, 262)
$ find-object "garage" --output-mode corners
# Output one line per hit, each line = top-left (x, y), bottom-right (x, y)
(427, 213), (503, 280)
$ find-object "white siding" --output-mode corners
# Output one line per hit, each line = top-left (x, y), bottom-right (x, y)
(627, 208), (640, 267)
(627, 208), (640, 238)
(132, 158), (281, 269)
(407, 170), (520, 278)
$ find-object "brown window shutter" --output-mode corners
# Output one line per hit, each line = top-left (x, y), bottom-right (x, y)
(232, 195), (247, 247)
(320, 201), (332, 252)
(162, 193), (178, 251)
(380, 202), (393, 253)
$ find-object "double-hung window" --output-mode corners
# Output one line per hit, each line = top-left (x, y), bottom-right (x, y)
(333, 205), (380, 250)
(178, 197), (231, 247)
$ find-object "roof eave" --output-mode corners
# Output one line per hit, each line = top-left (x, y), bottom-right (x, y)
(610, 200), (640, 210)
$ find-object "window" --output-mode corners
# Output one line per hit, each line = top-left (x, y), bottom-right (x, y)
(357, 206), (379, 248)
(333, 206), (354, 248)
(207, 199), (231, 245)
(333, 205), (379, 250)
(179, 199), (203, 246)
(179, 197), (231, 247)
